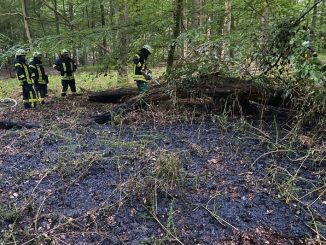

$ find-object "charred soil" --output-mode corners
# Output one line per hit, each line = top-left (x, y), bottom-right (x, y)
(0, 94), (325, 244)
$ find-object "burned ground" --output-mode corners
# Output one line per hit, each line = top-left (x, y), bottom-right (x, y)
(0, 95), (325, 244)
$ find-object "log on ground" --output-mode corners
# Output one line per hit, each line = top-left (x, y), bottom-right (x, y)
(93, 74), (294, 124)
(0, 120), (39, 130)
(93, 87), (170, 124)
(89, 88), (140, 103)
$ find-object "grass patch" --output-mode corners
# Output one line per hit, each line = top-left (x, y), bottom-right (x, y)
(0, 204), (20, 223)
(0, 66), (165, 100)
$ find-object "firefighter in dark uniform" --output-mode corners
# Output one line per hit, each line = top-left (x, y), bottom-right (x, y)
(53, 49), (77, 96)
(132, 45), (152, 93)
(302, 41), (318, 61)
(29, 51), (48, 104)
(14, 49), (37, 109)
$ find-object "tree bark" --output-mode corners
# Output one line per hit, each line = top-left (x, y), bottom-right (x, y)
(191, 0), (201, 27)
(116, 0), (129, 84)
(167, 0), (183, 73)
(261, 3), (269, 43)
(221, 0), (232, 60)
(21, 0), (32, 47)
(89, 88), (140, 103)
(100, 3), (108, 55)
(54, 0), (60, 34)
(311, 0), (319, 42)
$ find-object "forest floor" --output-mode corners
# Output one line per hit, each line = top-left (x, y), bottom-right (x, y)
(0, 91), (325, 245)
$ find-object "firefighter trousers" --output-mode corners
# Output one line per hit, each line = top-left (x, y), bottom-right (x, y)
(22, 84), (37, 109)
(61, 79), (76, 96)
(34, 84), (47, 104)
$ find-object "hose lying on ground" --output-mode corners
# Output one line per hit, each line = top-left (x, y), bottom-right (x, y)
(0, 98), (17, 109)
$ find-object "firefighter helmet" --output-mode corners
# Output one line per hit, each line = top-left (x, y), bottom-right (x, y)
(16, 49), (27, 57)
(302, 41), (310, 48)
(33, 51), (43, 58)
(143, 44), (153, 54)
(61, 49), (70, 55)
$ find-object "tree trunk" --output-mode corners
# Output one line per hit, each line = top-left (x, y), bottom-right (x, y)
(100, 4), (107, 56)
(92, 74), (298, 124)
(191, 0), (201, 27)
(167, 0), (183, 73)
(54, 0), (60, 34)
(182, 2), (188, 58)
(261, 4), (269, 42)
(221, 0), (232, 60)
(116, 0), (129, 84)
(311, 0), (318, 41)
(320, 0), (325, 26)
(21, 0), (32, 47)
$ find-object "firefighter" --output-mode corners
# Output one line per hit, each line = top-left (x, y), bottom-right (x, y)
(29, 51), (48, 104)
(53, 49), (77, 96)
(302, 41), (318, 61)
(132, 44), (153, 93)
(14, 49), (37, 109)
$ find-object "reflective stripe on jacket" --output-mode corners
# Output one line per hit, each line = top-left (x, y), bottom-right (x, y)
(14, 57), (32, 85)
(29, 59), (47, 84)
(133, 54), (146, 81)
(53, 57), (77, 80)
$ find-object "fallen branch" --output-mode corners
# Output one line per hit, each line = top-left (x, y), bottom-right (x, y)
(89, 88), (140, 103)
(93, 87), (170, 124)
(0, 120), (39, 130)
(199, 205), (239, 231)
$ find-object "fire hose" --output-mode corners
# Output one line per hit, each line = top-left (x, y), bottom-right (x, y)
(0, 98), (17, 109)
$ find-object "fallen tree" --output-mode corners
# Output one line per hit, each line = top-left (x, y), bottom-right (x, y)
(88, 88), (140, 103)
(91, 74), (294, 124)
(93, 87), (170, 124)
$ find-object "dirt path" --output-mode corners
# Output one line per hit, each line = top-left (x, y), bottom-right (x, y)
(0, 95), (325, 244)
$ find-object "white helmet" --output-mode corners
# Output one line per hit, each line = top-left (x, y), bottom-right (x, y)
(33, 51), (43, 58)
(143, 44), (153, 54)
(302, 41), (310, 48)
(16, 48), (27, 57)
(61, 49), (70, 55)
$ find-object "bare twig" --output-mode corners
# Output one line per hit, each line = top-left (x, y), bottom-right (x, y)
(199, 205), (239, 231)
(144, 206), (184, 245)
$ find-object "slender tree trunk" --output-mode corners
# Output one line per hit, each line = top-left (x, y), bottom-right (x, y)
(167, 0), (183, 73)
(54, 0), (60, 34)
(183, 0), (188, 58)
(311, 0), (319, 42)
(62, 0), (66, 16)
(100, 4), (107, 56)
(320, 0), (325, 25)
(109, 0), (115, 26)
(21, 0), (32, 47)
(86, 6), (90, 28)
(191, 0), (201, 27)
(117, 0), (129, 84)
(221, 0), (232, 60)
(261, 4), (269, 42)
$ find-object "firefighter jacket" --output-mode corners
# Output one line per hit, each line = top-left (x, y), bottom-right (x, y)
(53, 57), (77, 80)
(14, 56), (32, 86)
(132, 49), (150, 82)
(29, 58), (47, 85)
